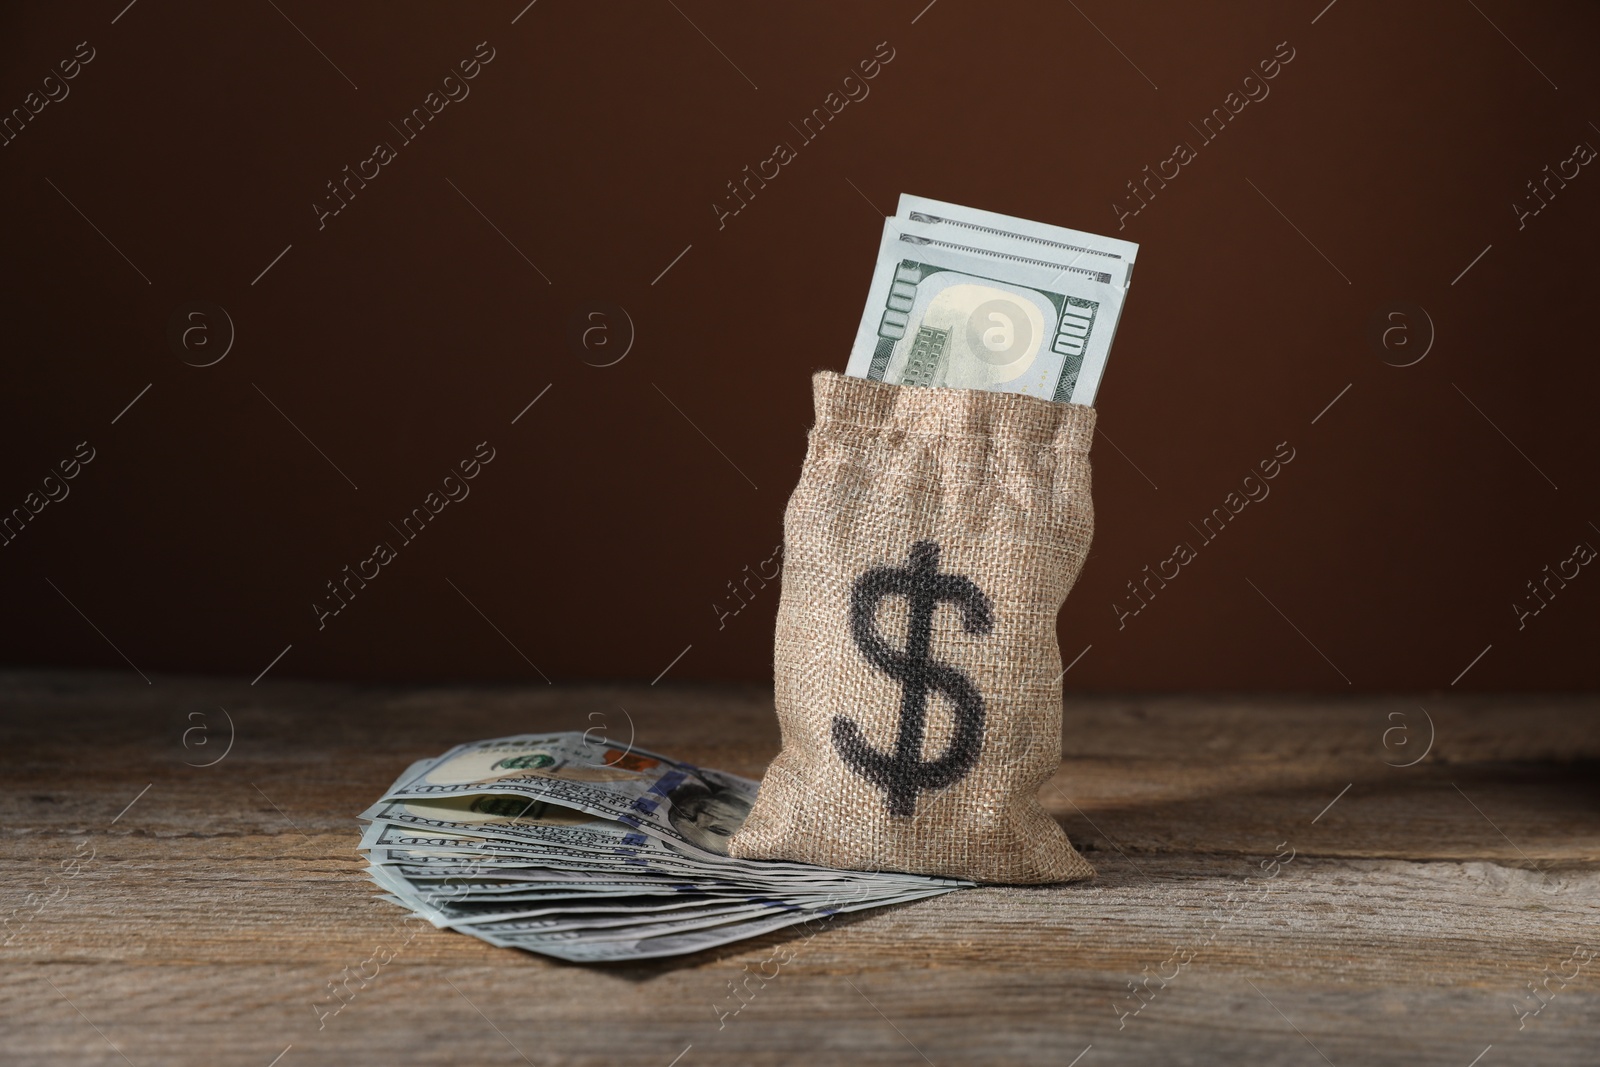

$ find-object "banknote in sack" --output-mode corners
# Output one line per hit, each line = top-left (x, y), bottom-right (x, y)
(728, 196), (1136, 883)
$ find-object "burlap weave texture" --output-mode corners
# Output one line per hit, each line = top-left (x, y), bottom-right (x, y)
(727, 371), (1096, 883)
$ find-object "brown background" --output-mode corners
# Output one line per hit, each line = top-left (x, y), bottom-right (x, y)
(1, 0), (1596, 691)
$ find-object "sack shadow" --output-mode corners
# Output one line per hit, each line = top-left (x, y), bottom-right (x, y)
(1045, 756), (1600, 890)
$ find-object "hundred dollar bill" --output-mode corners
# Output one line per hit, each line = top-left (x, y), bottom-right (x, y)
(364, 836), (950, 931)
(381, 733), (959, 887)
(359, 733), (969, 960)
(846, 202), (1137, 407)
(368, 799), (845, 882)
(471, 887), (950, 964)
(469, 888), (946, 949)
(896, 193), (1137, 287)
(361, 798), (947, 889)
(379, 733), (755, 854)
(444, 902), (791, 940)
(443, 895), (777, 920)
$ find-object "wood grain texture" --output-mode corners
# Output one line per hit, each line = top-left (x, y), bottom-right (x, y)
(1, 670), (1597, 1066)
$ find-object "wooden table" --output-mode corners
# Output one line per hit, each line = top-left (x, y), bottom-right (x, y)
(2, 670), (1597, 1066)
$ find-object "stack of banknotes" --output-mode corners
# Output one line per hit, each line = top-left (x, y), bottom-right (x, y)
(359, 732), (969, 962)
(846, 194), (1138, 407)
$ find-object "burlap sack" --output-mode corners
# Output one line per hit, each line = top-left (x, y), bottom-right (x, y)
(728, 371), (1096, 884)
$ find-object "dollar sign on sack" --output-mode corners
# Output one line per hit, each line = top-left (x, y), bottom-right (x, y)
(834, 540), (995, 817)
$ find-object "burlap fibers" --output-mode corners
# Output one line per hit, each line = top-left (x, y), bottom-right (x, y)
(727, 371), (1097, 883)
